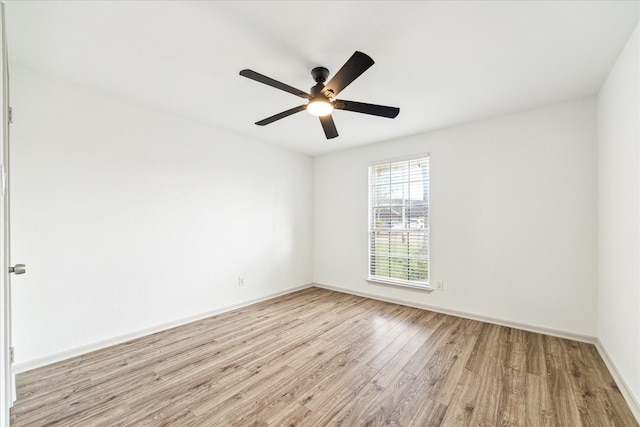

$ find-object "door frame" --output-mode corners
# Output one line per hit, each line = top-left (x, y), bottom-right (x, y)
(1, 2), (14, 424)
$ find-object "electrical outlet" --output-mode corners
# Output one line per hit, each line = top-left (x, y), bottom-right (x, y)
(435, 280), (444, 290)
(238, 277), (245, 287)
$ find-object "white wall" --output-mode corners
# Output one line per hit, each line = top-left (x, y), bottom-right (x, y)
(597, 23), (640, 409)
(314, 98), (598, 336)
(10, 66), (313, 366)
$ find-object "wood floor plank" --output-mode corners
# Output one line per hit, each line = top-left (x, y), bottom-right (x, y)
(401, 315), (462, 376)
(426, 320), (478, 406)
(409, 398), (447, 426)
(319, 380), (384, 426)
(229, 337), (372, 425)
(73, 355), (255, 425)
(296, 342), (373, 411)
(525, 329), (547, 376)
(383, 317), (475, 425)
(525, 372), (556, 427)
(466, 322), (505, 379)
(12, 325), (276, 425)
(264, 401), (311, 426)
(439, 368), (482, 426)
(17, 312), (283, 407)
(467, 373), (503, 426)
(209, 341), (353, 426)
(297, 362), (379, 426)
(10, 287), (639, 427)
(367, 310), (434, 370)
(354, 370), (417, 426)
(496, 341), (527, 426)
(581, 341), (638, 426)
(121, 363), (253, 426)
(17, 305), (279, 398)
(543, 335), (583, 427)
(189, 364), (292, 419)
(561, 339), (625, 426)
(371, 312), (446, 388)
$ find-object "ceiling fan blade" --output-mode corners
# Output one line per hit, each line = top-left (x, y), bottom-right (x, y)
(255, 105), (307, 126)
(322, 51), (374, 98)
(240, 69), (311, 99)
(334, 99), (400, 118)
(319, 115), (338, 139)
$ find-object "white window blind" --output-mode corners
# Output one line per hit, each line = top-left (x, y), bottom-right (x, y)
(368, 155), (430, 287)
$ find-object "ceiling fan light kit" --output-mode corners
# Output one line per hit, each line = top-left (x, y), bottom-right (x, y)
(307, 98), (333, 117)
(240, 51), (399, 139)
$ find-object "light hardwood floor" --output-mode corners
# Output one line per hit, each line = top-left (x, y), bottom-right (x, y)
(10, 287), (638, 426)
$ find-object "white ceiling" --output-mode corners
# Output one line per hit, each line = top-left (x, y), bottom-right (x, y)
(5, 1), (639, 156)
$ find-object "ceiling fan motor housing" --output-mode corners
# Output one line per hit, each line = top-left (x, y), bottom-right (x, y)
(310, 83), (326, 98)
(310, 67), (330, 98)
(311, 66), (330, 83)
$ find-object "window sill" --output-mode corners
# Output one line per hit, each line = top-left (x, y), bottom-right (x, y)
(366, 278), (433, 292)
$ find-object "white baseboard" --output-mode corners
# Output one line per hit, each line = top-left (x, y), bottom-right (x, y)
(313, 282), (596, 343)
(13, 283), (314, 374)
(595, 338), (640, 424)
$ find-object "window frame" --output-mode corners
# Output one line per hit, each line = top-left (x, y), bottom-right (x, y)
(367, 154), (431, 290)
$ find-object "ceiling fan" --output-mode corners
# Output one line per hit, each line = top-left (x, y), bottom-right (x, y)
(239, 51), (400, 139)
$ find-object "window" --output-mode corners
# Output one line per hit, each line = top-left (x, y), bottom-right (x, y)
(368, 155), (430, 288)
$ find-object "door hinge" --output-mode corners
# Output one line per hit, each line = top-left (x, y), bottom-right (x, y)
(8, 106), (12, 124)
(9, 346), (14, 364)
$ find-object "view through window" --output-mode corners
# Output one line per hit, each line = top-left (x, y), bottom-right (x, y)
(368, 155), (430, 287)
